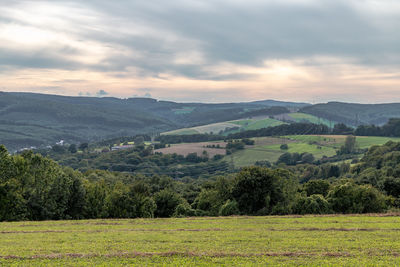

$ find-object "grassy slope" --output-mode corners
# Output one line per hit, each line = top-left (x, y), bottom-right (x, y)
(288, 112), (335, 126)
(228, 135), (400, 167)
(155, 135), (400, 168)
(161, 113), (338, 137)
(230, 140), (337, 167)
(162, 118), (286, 136)
(1, 92), (308, 150)
(1, 215), (400, 266)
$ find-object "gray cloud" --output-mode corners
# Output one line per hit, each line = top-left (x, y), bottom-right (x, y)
(78, 0), (400, 67)
(4, 1), (400, 68)
(1, 0), (400, 102)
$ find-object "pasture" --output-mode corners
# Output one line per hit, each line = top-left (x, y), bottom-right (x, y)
(160, 113), (337, 137)
(154, 135), (400, 167)
(230, 135), (400, 167)
(1, 215), (400, 266)
(154, 141), (226, 157)
(286, 112), (334, 126)
(162, 117), (285, 136)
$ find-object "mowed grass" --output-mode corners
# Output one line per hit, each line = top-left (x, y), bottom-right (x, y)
(356, 136), (400, 149)
(230, 141), (337, 167)
(286, 135), (400, 149)
(154, 142), (226, 157)
(229, 118), (286, 131)
(162, 117), (285, 136)
(1, 215), (400, 266)
(228, 135), (400, 167)
(287, 113), (334, 127)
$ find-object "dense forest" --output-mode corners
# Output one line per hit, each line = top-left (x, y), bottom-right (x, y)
(1, 139), (400, 221)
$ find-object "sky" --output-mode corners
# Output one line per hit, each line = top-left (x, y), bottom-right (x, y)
(0, 0), (399, 103)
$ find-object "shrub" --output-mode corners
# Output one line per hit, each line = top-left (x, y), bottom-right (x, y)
(293, 194), (331, 215)
(327, 181), (386, 213)
(219, 200), (239, 216)
(280, 144), (289, 150)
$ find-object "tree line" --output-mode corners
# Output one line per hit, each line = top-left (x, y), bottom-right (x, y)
(156, 119), (400, 146)
(2, 139), (400, 221)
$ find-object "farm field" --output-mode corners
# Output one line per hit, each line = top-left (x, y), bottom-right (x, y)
(1, 215), (400, 266)
(229, 136), (338, 167)
(230, 135), (400, 167)
(162, 117), (286, 136)
(155, 135), (400, 168)
(286, 112), (335, 126)
(154, 141), (226, 157)
(161, 112), (338, 137)
(285, 135), (400, 149)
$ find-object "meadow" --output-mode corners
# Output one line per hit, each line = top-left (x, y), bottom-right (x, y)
(162, 117), (286, 136)
(161, 113), (333, 136)
(154, 135), (400, 168)
(1, 215), (400, 266)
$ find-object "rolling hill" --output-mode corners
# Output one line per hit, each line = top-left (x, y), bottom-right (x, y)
(300, 102), (400, 126)
(2, 92), (400, 151)
(0, 92), (308, 151)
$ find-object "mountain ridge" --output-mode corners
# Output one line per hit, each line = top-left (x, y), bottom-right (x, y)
(1, 91), (400, 151)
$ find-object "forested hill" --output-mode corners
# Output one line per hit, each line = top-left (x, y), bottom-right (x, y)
(0, 92), (308, 151)
(301, 102), (400, 126)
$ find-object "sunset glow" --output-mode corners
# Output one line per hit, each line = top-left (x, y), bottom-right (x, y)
(1, 0), (399, 103)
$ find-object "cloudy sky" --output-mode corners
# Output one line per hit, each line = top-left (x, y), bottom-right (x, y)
(0, 0), (399, 103)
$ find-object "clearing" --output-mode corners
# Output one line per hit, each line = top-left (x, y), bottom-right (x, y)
(154, 141), (226, 157)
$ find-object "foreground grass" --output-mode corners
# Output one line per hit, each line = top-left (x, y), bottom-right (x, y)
(1, 215), (400, 266)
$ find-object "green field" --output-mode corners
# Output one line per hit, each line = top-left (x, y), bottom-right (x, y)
(285, 135), (400, 149)
(161, 112), (340, 137)
(228, 135), (400, 167)
(1, 215), (400, 266)
(229, 137), (337, 167)
(230, 118), (286, 131)
(162, 117), (286, 136)
(163, 128), (200, 135)
(288, 113), (335, 127)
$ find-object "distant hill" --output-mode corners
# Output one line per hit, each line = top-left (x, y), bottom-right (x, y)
(249, 99), (310, 108)
(300, 102), (400, 126)
(0, 92), (307, 151)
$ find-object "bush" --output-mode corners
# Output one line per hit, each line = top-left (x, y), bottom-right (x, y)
(174, 201), (196, 217)
(304, 180), (330, 197)
(154, 190), (183, 217)
(293, 194), (331, 215)
(327, 181), (386, 213)
(219, 200), (239, 216)
(280, 144), (289, 150)
(242, 138), (255, 145)
(232, 166), (297, 215)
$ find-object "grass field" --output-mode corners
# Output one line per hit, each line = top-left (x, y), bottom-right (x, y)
(227, 135), (400, 167)
(155, 135), (400, 167)
(1, 215), (400, 266)
(229, 137), (338, 167)
(154, 142), (226, 157)
(161, 112), (337, 137)
(229, 117), (286, 132)
(162, 117), (286, 136)
(285, 135), (400, 149)
(287, 113), (335, 127)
